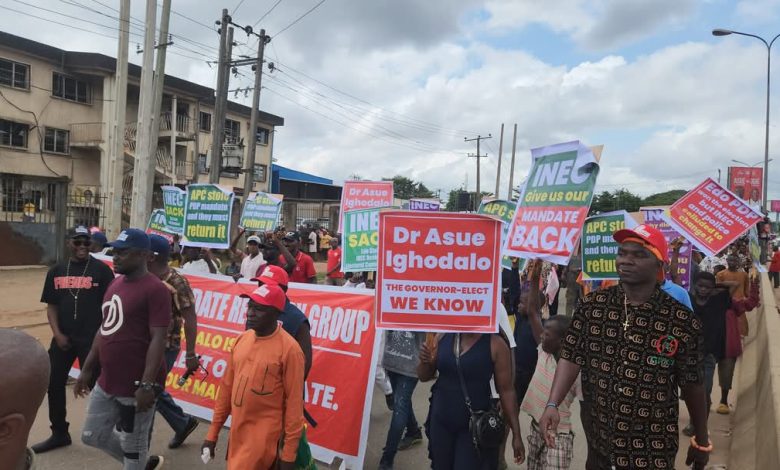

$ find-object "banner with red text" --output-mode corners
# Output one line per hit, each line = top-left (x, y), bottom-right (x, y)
(376, 211), (502, 333)
(503, 141), (601, 264)
(77, 257), (379, 469)
(339, 180), (394, 233)
(727, 166), (763, 206)
(666, 178), (763, 257)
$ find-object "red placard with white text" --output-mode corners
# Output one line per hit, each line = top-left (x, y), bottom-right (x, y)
(666, 178), (763, 256)
(339, 180), (394, 233)
(80, 256), (378, 469)
(376, 211), (502, 333)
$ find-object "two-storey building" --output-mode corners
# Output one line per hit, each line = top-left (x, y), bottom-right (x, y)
(0, 31), (283, 264)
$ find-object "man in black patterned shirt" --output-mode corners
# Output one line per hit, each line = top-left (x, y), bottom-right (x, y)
(539, 225), (710, 470)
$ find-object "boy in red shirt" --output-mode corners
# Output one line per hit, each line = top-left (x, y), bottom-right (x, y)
(326, 237), (345, 286)
(283, 232), (317, 283)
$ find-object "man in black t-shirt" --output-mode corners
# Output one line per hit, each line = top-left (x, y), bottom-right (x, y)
(32, 226), (114, 454)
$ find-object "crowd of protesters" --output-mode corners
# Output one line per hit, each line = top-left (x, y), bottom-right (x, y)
(1, 215), (771, 470)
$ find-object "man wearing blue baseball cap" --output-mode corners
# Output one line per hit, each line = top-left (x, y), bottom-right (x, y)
(74, 228), (173, 469)
(145, 235), (200, 463)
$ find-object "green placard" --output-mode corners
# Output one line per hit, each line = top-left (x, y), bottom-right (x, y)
(581, 211), (631, 280)
(478, 199), (520, 270)
(182, 184), (234, 248)
(161, 185), (186, 234)
(146, 208), (175, 240)
(240, 192), (282, 231)
(343, 207), (381, 272)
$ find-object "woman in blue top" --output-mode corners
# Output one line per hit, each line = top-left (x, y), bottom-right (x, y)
(418, 333), (524, 469)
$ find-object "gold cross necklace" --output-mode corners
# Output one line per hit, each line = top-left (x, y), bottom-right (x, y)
(66, 256), (91, 320)
(622, 294), (631, 332)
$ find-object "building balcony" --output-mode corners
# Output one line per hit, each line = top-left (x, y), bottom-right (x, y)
(158, 112), (196, 141)
(69, 122), (104, 147)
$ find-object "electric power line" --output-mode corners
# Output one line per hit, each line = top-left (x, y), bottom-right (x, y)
(263, 83), (452, 154)
(254, 0), (284, 28)
(274, 0), (327, 37)
(231, 0), (247, 16)
(265, 73), (443, 152)
(271, 58), (480, 136)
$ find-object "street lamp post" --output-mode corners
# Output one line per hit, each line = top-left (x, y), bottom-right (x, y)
(731, 158), (772, 167)
(713, 28), (780, 210)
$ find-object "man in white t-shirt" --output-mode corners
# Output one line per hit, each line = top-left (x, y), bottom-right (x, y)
(228, 229), (266, 280)
(308, 229), (318, 257)
(180, 246), (218, 274)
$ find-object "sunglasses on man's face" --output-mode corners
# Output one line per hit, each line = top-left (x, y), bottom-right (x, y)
(72, 240), (92, 247)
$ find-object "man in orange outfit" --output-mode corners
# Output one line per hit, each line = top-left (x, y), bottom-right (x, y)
(201, 283), (305, 470)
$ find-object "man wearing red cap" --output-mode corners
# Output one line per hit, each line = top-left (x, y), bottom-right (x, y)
(201, 283), (305, 470)
(252, 265), (312, 377)
(539, 224), (710, 470)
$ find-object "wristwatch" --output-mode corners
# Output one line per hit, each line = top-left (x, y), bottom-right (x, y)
(545, 402), (558, 409)
(135, 381), (156, 392)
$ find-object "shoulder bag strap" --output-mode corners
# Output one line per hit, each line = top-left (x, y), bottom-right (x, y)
(454, 333), (474, 414)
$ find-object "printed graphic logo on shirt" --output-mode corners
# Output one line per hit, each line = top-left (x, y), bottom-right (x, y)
(54, 276), (94, 289)
(100, 294), (124, 336)
(654, 335), (679, 357)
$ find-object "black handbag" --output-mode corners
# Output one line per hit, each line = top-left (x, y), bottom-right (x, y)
(454, 333), (505, 453)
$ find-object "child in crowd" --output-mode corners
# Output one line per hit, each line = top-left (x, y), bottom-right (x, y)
(519, 260), (580, 470)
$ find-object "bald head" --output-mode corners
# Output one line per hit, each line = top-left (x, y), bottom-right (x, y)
(0, 329), (49, 464)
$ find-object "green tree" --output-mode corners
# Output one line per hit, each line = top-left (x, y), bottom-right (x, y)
(641, 189), (687, 207)
(383, 175), (434, 199)
(589, 189), (642, 214)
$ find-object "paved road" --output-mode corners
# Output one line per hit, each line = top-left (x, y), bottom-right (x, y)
(5, 267), (731, 469)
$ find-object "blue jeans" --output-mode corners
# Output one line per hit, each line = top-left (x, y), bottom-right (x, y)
(380, 371), (419, 465)
(154, 348), (191, 433)
(703, 354), (717, 411)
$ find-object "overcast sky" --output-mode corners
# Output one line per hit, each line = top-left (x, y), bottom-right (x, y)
(3, 0), (780, 203)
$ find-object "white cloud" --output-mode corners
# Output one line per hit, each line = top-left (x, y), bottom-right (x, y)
(482, 0), (697, 50)
(3, 0), (780, 205)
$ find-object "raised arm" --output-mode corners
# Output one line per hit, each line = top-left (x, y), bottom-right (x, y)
(526, 260), (544, 345)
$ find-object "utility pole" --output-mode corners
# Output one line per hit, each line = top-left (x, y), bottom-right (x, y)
(147, 0), (172, 186)
(210, 9), (233, 184)
(106, 0), (130, 238)
(465, 134), (491, 210)
(507, 124), (518, 200)
(494, 123), (504, 197)
(242, 29), (270, 200)
(129, 0), (157, 228)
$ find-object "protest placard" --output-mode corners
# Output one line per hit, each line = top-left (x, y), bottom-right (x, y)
(146, 208), (175, 242)
(581, 211), (637, 281)
(409, 198), (441, 211)
(503, 141), (600, 264)
(376, 211), (502, 333)
(161, 185), (186, 234)
(641, 207), (693, 289)
(239, 191), (282, 231)
(80, 256), (379, 470)
(182, 184), (234, 248)
(339, 180), (394, 233)
(666, 178), (763, 256)
(342, 207), (381, 272)
(748, 226), (766, 272)
(478, 199), (521, 270)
